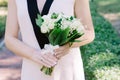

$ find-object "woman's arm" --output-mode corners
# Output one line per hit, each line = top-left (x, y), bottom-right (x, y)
(5, 0), (57, 67)
(5, 0), (34, 60)
(72, 0), (95, 47)
(54, 0), (95, 58)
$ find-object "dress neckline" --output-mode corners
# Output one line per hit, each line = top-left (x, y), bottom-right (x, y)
(27, 0), (54, 49)
(34, 0), (41, 14)
(35, 0), (54, 16)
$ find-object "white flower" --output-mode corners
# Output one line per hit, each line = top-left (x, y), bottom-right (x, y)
(48, 20), (55, 30)
(61, 20), (71, 29)
(40, 16), (55, 33)
(77, 26), (84, 33)
(41, 25), (49, 33)
(70, 19), (84, 33)
(40, 13), (84, 34)
(44, 44), (59, 54)
(42, 15), (51, 19)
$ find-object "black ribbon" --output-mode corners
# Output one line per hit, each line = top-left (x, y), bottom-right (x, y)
(27, 0), (54, 49)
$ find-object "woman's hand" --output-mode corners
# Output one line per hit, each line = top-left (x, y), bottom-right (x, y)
(54, 43), (71, 59)
(31, 50), (58, 68)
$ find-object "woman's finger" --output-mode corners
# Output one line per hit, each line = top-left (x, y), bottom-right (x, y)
(42, 54), (57, 66)
(41, 55), (56, 67)
(33, 56), (51, 68)
(54, 44), (70, 53)
(55, 49), (70, 59)
(54, 47), (70, 56)
(54, 51), (63, 56)
(54, 46), (66, 53)
(56, 52), (65, 58)
(40, 50), (57, 66)
(46, 54), (58, 62)
(39, 60), (51, 68)
(32, 50), (57, 67)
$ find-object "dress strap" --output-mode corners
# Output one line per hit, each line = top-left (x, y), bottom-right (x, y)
(41, 0), (54, 16)
(27, 0), (53, 49)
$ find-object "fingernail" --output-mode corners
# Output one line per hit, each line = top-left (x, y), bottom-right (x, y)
(53, 63), (57, 66)
(52, 62), (56, 65)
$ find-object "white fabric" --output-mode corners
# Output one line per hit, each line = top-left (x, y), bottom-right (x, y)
(15, 0), (85, 80)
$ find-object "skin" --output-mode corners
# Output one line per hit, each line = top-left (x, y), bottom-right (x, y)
(5, 0), (95, 68)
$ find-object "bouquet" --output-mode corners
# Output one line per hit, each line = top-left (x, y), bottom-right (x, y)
(36, 13), (85, 75)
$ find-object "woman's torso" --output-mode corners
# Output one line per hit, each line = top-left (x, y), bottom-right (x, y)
(16, 0), (75, 50)
(15, 0), (85, 80)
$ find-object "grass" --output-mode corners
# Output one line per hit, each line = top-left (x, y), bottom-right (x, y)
(95, 0), (120, 13)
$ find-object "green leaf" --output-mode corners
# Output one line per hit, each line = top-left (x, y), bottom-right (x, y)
(51, 13), (59, 19)
(53, 31), (62, 45)
(70, 16), (74, 20)
(49, 27), (62, 45)
(72, 39), (82, 42)
(52, 27), (71, 46)
(36, 14), (44, 27)
(59, 27), (71, 45)
(68, 31), (84, 42)
(67, 32), (80, 41)
(72, 33), (84, 40)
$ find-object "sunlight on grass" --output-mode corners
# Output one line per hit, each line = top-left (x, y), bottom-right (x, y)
(94, 66), (120, 80)
(0, 7), (7, 16)
(98, 0), (117, 6)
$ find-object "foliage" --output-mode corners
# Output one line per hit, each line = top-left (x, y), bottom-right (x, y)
(95, 0), (120, 13)
(0, 0), (7, 7)
(0, 16), (6, 38)
(81, 1), (120, 80)
(94, 66), (120, 80)
(86, 52), (120, 80)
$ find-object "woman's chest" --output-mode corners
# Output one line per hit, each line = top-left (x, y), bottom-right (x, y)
(16, 0), (75, 17)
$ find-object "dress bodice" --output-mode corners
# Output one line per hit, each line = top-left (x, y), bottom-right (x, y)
(15, 0), (85, 80)
(15, 0), (75, 50)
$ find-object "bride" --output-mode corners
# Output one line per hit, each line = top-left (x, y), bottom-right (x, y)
(5, 0), (95, 80)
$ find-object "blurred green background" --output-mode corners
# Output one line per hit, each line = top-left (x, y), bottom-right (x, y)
(0, 0), (120, 80)
(0, 0), (7, 38)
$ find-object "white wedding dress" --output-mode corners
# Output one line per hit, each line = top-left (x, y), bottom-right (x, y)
(15, 0), (85, 80)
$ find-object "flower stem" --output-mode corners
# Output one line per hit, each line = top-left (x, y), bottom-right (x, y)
(40, 66), (54, 75)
